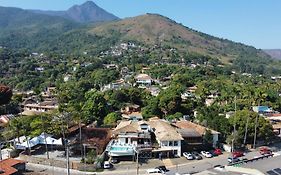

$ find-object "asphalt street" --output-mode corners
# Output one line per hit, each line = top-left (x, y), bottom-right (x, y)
(25, 147), (280, 175)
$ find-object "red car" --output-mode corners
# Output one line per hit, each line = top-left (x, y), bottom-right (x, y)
(232, 151), (244, 158)
(259, 147), (272, 155)
(214, 148), (222, 155)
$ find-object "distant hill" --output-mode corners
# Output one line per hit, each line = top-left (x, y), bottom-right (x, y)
(263, 49), (281, 60)
(0, 6), (79, 49)
(0, 6), (272, 66)
(89, 14), (269, 63)
(30, 1), (119, 23)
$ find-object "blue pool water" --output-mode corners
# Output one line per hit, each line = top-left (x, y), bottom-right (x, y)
(110, 146), (134, 151)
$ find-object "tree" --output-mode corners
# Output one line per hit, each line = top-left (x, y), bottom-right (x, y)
(103, 112), (121, 126)
(203, 129), (213, 146)
(166, 112), (183, 121)
(82, 89), (109, 124)
(158, 86), (182, 115)
(141, 97), (162, 119)
(229, 110), (274, 146)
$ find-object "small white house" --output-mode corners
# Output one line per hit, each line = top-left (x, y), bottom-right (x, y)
(135, 74), (153, 86)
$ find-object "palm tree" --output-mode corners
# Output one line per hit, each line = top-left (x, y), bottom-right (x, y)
(9, 118), (22, 144)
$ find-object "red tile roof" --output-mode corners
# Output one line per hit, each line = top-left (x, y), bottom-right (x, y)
(0, 158), (25, 175)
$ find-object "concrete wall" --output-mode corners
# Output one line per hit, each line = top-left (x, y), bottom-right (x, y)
(19, 154), (97, 171)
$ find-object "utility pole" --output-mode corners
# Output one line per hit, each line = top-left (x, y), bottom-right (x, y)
(136, 150), (139, 175)
(41, 115), (49, 159)
(253, 115), (258, 149)
(233, 96), (237, 150)
(79, 116), (83, 161)
(83, 144), (86, 172)
(66, 140), (70, 175)
(243, 116), (249, 146)
(232, 96), (237, 162)
(253, 100), (260, 149)
(0, 142), (2, 160)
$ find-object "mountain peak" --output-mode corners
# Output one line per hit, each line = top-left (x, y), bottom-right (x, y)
(81, 1), (98, 7)
(28, 1), (119, 23)
(66, 1), (119, 23)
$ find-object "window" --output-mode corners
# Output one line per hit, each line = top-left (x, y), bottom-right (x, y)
(162, 141), (168, 146)
(169, 141), (173, 146)
(174, 141), (178, 146)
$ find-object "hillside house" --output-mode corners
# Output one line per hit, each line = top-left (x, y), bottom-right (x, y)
(121, 104), (140, 114)
(22, 100), (58, 116)
(135, 74), (153, 87)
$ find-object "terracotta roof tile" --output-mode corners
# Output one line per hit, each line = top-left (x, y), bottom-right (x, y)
(0, 158), (25, 175)
(174, 120), (220, 135)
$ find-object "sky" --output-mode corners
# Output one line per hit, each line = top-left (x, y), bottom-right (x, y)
(0, 0), (280, 49)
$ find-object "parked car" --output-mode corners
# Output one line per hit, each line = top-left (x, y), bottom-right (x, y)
(103, 161), (112, 169)
(214, 148), (222, 155)
(183, 152), (194, 160)
(191, 152), (202, 160)
(155, 166), (169, 172)
(110, 158), (119, 164)
(210, 148), (222, 156)
(227, 157), (240, 163)
(259, 147), (272, 155)
(232, 151), (244, 158)
(146, 168), (165, 174)
(201, 151), (213, 158)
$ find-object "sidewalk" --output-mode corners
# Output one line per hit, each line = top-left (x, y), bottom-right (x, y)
(25, 153), (231, 175)
(27, 162), (96, 175)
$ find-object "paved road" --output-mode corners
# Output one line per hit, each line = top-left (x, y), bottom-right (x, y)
(25, 148), (279, 175)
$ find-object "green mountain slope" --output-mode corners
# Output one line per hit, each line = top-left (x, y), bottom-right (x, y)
(0, 6), (79, 49)
(89, 14), (269, 63)
(0, 7), (272, 66)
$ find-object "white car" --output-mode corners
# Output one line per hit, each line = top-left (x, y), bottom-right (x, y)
(146, 168), (165, 174)
(183, 152), (194, 160)
(201, 151), (212, 158)
(103, 161), (112, 169)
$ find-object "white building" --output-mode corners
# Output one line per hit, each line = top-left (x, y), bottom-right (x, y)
(148, 118), (183, 157)
(135, 74), (153, 86)
(108, 121), (152, 157)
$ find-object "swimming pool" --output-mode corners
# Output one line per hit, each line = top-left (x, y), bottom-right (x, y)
(109, 145), (135, 156)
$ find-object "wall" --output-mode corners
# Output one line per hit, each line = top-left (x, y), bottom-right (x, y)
(159, 140), (181, 157)
(19, 154), (97, 171)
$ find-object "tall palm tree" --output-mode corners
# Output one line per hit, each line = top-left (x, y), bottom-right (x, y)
(9, 118), (22, 144)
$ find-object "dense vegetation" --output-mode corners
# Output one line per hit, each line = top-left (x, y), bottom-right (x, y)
(0, 7), (281, 149)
